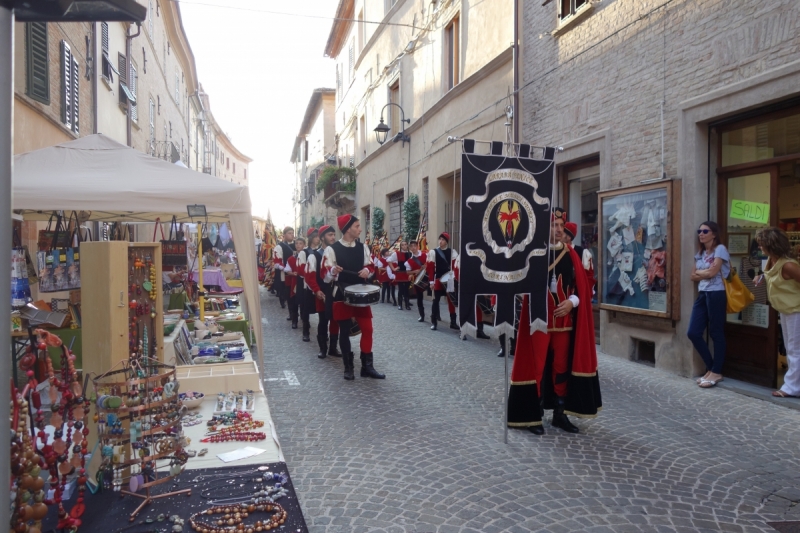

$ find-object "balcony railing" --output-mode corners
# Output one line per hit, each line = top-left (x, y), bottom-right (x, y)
(149, 140), (180, 163)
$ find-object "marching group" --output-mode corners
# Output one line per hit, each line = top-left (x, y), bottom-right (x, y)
(266, 210), (603, 435)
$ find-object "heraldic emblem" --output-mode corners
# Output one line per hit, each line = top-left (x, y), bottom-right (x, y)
(457, 140), (556, 338)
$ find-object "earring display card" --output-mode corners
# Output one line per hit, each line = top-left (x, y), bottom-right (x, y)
(599, 183), (676, 316)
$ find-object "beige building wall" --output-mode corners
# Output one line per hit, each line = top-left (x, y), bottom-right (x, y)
(326, 0), (514, 244)
(521, 0), (800, 376)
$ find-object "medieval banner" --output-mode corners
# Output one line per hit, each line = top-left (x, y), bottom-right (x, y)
(458, 140), (556, 337)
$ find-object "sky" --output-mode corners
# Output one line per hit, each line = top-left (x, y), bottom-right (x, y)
(178, 0), (337, 228)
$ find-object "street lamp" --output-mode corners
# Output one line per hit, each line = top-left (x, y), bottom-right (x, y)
(374, 103), (410, 147)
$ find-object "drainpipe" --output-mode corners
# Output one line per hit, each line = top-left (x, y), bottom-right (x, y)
(92, 23), (98, 134)
(125, 22), (141, 147)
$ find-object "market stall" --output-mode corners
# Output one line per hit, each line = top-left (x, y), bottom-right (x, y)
(11, 134), (264, 373)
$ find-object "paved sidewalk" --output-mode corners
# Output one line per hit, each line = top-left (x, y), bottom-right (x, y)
(260, 288), (800, 533)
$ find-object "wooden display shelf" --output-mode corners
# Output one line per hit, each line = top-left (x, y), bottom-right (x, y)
(176, 360), (260, 395)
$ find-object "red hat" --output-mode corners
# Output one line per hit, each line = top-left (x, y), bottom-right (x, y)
(337, 214), (358, 233)
(564, 222), (577, 239)
(306, 227), (318, 237)
(439, 232), (450, 243)
(551, 207), (567, 222)
(319, 225), (334, 236)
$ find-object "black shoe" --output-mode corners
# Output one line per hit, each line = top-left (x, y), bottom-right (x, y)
(343, 352), (355, 381)
(380, 299), (385, 304)
(449, 322), (459, 330)
(316, 336), (328, 359)
(406, 305), (411, 310)
(328, 335), (342, 357)
(552, 402), (580, 434)
(359, 352), (385, 379)
(291, 322), (298, 329)
(529, 425), (545, 435)
(286, 316), (291, 320)
(418, 316), (425, 322)
(431, 324), (437, 331)
(497, 348), (505, 357)
(398, 305), (403, 310)
(476, 327), (490, 339)
(302, 334), (310, 342)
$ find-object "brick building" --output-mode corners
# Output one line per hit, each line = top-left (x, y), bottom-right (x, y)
(521, 0), (800, 387)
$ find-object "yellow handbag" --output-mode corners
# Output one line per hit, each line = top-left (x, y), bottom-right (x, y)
(724, 268), (755, 313)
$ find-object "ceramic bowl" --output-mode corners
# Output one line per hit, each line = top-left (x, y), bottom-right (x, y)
(179, 392), (205, 409)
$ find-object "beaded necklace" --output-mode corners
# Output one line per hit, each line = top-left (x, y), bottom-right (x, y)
(188, 502), (287, 533)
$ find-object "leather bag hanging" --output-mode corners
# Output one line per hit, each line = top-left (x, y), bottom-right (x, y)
(37, 213), (71, 251)
(37, 212), (83, 292)
(724, 268), (755, 313)
(158, 216), (188, 268)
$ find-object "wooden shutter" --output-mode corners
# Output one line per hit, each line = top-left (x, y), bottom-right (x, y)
(118, 53), (127, 105)
(61, 41), (73, 130)
(348, 40), (354, 81)
(129, 63), (138, 122)
(101, 22), (109, 54)
(25, 22), (49, 104)
(71, 55), (80, 134)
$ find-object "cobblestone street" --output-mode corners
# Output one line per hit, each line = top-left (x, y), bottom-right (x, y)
(260, 288), (800, 533)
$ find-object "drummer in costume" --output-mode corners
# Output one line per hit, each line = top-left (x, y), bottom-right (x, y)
(426, 232), (459, 331)
(297, 228), (319, 343)
(272, 226), (295, 310)
(304, 225), (342, 359)
(507, 208), (601, 435)
(405, 241), (428, 322)
(322, 215), (385, 380)
(386, 242), (412, 310)
(283, 238), (305, 329)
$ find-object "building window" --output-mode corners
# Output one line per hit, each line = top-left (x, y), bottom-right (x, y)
(25, 22), (49, 104)
(388, 191), (404, 241)
(226, 157), (230, 170)
(357, 9), (365, 54)
(157, 95), (161, 115)
(560, 0), (589, 20)
(359, 115), (366, 161)
(129, 62), (138, 122)
(149, 98), (155, 146)
(175, 68), (180, 103)
(169, 121), (172, 138)
(99, 22), (118, 84)
(389, 79), (400, 136)
(445, 16), (460, 91)
(148, 0), (153, 34)
(244, 169), (247, 181)
(348, 39), (355, 81)
(60, 40), (79, 133)
(233, 162), (236, 173)
(422, 177), (429, 223)
(336, 64), (341, 101)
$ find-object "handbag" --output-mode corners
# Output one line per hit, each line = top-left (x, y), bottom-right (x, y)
(37, 213), (71, 251)
(158, 216), (188, 268)
(724, 268), (754, 313)
(37, 215), (83, 293)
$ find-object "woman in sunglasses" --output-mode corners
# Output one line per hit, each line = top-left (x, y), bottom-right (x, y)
(688, 221), (730, 388)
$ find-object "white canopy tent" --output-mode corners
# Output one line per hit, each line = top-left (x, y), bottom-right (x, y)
(12, 134), (264, 373)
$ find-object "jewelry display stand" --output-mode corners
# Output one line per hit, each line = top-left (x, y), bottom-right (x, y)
(92, 359), (191, 520)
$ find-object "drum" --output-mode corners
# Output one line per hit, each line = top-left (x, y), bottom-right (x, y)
(347, 318), (361, 337)
(343, 284), (380, 307)
(414, 269), (430, 291)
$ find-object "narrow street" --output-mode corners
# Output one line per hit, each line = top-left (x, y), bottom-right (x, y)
(261, 288), (800, 533)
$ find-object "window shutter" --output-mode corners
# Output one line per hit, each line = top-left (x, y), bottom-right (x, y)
(26, 22), (49, 104)
(61, 41), (73, 130)
(101, 22), (109, 53)
(129, 63), (138, 122)
(71, 55), (80, 134)
(348, 41), (354, 81)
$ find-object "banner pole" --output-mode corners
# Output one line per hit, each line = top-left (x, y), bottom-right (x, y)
(504, 334), (510, 444)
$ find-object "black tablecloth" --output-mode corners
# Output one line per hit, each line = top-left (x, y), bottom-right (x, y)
(41, 462), (307, 533)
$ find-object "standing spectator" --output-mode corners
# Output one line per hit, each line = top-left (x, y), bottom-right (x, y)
(756, 227), (800, 398)
(688, 221), (730, 388)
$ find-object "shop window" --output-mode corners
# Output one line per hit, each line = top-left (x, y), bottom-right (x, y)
(721, 110), (800, 167)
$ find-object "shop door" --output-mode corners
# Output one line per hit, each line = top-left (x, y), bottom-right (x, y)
(718, 167), (778, 387)
(388, 191), (404, 242)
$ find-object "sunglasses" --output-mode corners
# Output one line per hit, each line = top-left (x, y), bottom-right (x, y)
(697, 229), (711, 235)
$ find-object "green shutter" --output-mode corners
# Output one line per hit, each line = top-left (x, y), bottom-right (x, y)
(26, 22), (49, 104)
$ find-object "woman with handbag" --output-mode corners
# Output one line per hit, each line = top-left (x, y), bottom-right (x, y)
(755, 227), (800, 398)
(688, 221), (730, 388)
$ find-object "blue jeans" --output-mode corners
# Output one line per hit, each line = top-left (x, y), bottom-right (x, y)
(687, 290), (728, 374)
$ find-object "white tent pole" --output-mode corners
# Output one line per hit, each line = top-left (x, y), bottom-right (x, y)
(1, 6), (14, 528)
(198, 222), (205, 321)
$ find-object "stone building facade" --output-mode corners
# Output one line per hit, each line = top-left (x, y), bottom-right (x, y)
(291, 88), (337, 233)
(521, 0), (800, 385)
(324, 0), (513, 246)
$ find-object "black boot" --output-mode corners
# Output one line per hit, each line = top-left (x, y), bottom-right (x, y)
(316, 335), (328, 359)
(418, 311), (425, 323)
(359, 352), (385, 379)
(476, 322), (490, 339)
(497, 334), (506, 357)
(529, 424), (545, 435)
(328, 335), (342, 357)
(449, 313), (459, 330)
(430, 316), (437, 331)
(343, 352), (355, 381)
(302, 321), (310, 342)
(551, 398), (580, 434)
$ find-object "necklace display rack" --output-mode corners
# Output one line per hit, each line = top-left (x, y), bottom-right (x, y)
(92, 358), (191, 521)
